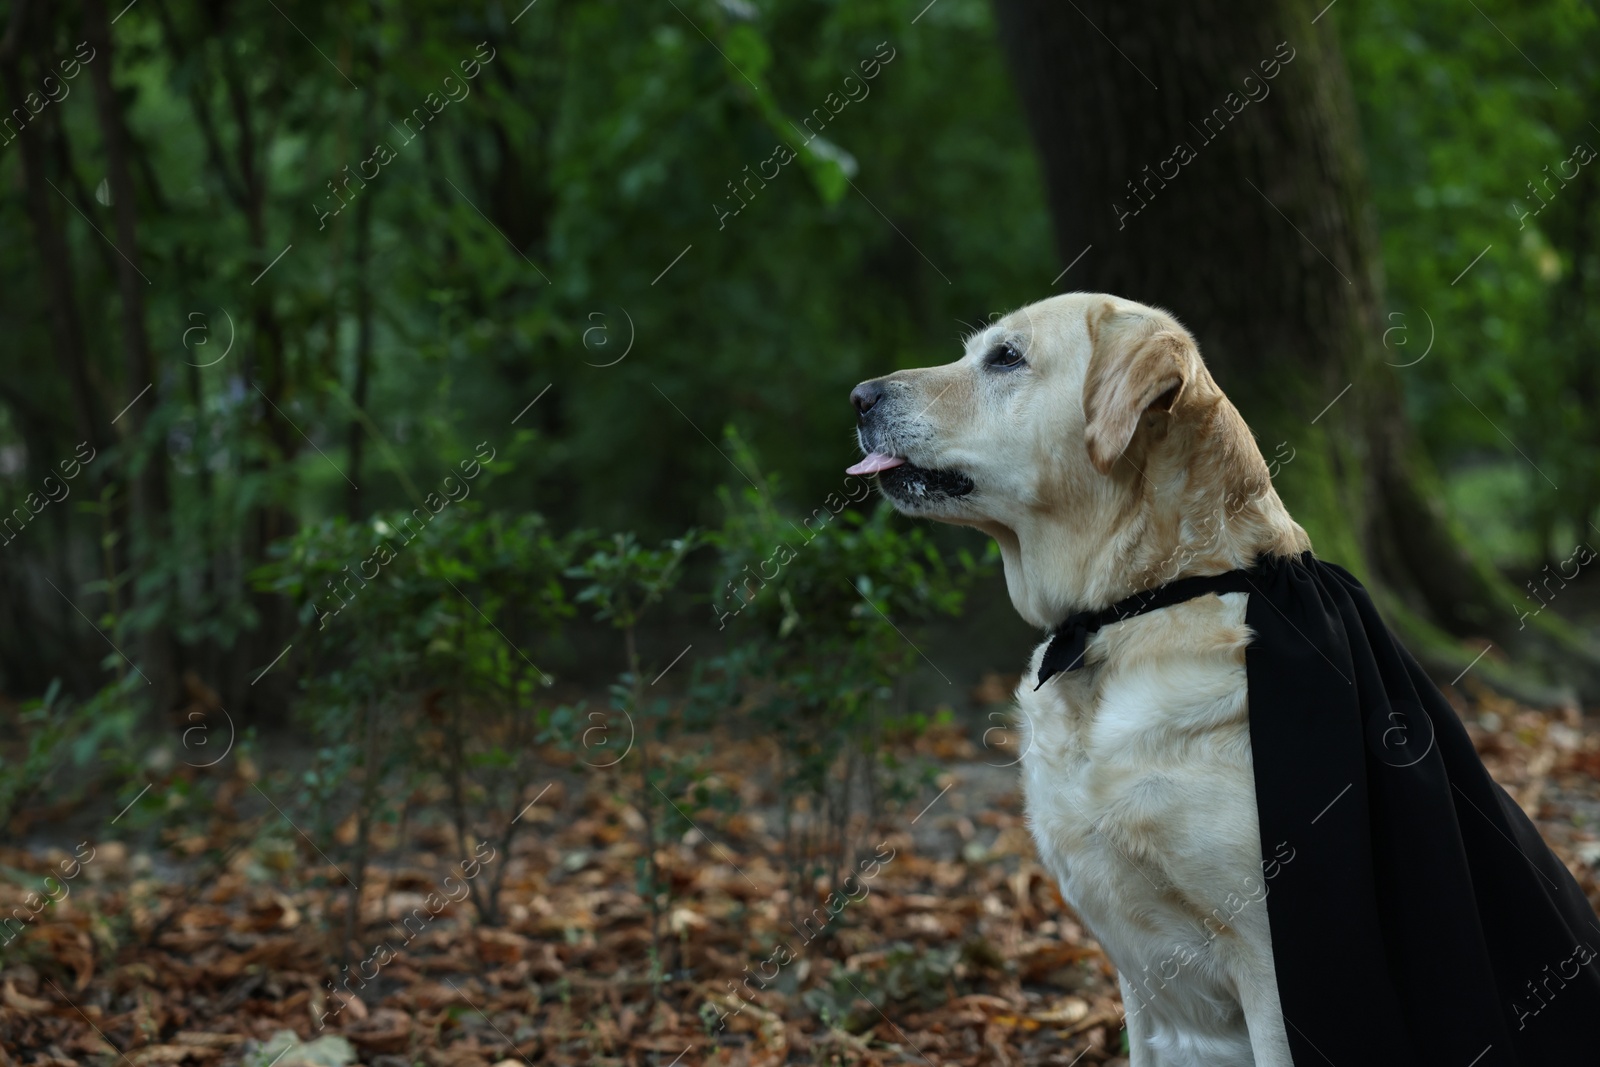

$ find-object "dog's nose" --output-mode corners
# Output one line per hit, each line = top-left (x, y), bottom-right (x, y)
(851, 380), (886, 419)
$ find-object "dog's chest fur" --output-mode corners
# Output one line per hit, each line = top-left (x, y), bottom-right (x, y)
(1016, 591), (1285, 1065)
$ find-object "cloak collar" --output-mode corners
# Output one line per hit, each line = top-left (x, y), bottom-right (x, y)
(1035, 559), (1271, 687)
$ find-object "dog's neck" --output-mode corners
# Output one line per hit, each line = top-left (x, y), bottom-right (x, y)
(984, 406), (1311, 631)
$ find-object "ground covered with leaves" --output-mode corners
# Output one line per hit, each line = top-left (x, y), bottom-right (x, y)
(3, 683), (1599, 1067)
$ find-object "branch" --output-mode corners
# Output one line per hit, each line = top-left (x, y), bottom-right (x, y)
(150, 0), (248, 212)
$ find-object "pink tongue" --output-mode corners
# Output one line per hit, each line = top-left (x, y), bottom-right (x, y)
(846, 452), (907, 476)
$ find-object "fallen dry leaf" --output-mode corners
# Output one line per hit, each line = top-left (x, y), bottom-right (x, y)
(4, 980), (53, 1014)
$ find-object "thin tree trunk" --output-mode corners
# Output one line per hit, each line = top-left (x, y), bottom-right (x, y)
(348, 192), (375, 517)
(210, 31), (296, 726)
(84, 0), (178, 713)
(1, 6), (109, 462)
(346, 697), (379, 953)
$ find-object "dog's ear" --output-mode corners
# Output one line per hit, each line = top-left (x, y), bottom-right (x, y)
(1082, 301), (1195, 476)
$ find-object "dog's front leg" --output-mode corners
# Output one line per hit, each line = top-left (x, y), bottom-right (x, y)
(1118, 973), (1164, 1067)
(1234, 960), (1293, 1067)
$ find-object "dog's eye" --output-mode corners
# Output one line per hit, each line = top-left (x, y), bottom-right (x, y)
(986, 342), (1026, 370)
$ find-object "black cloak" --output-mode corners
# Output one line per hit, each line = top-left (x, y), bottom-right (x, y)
(1036, 552), (1600, 1064)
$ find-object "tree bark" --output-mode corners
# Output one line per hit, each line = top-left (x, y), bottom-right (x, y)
(991, 0), (1600, 695)
(0, 4), (110, 462)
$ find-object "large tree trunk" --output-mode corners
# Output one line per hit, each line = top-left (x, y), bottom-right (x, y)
(991, 0), (1600, 696)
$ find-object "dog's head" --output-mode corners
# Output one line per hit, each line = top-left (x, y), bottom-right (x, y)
(849, 293), (1309, 627)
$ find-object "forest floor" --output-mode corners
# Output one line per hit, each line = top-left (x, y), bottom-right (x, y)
(2, 678), (1600, 1067)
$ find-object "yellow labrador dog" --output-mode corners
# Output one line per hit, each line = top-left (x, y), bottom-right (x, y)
(848, 293), (1303, 1065)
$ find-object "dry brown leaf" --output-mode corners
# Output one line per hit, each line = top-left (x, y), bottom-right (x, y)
(425, 1048), (489, 1067)
(335, 991), (369, 1022)
(474, 929), (527, 965)
(400, 981), (463, 1011)
(668, 906), (707, 935)
(1031, 997), (1091, 1026)
(344, 1008), (413, 1054)
(4, 979), (53, 1014)
(155, 929), (215, 953)
(948, 993), (1016, 1013)
(172, 1034), (246, 1049)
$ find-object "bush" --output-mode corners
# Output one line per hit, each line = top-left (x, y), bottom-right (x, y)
(707, 430), (993, 941)
(255, 505), (583, 932)
(246, 438), (991, 966)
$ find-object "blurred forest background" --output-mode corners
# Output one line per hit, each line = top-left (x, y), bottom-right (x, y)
(4, 0), (1600, 1065)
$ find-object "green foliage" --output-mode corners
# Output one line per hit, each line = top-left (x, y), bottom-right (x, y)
(254, 505), (582, 919)
(6, 0), (1598, 952)
(569, 531), (699, 631)
(802, 942), (964, 1031)
(709, 429), (990, 741)
(0, 0), (1056, 695)
(1342, 0), (1600, 564)
(707, 429), (993, 924)
(260, 506), (577, 713)
(235, 429), (983, 955)
(0, 677), (143, 831)
(565, 529), (702, 979)
(2, 0), (1595, 703)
